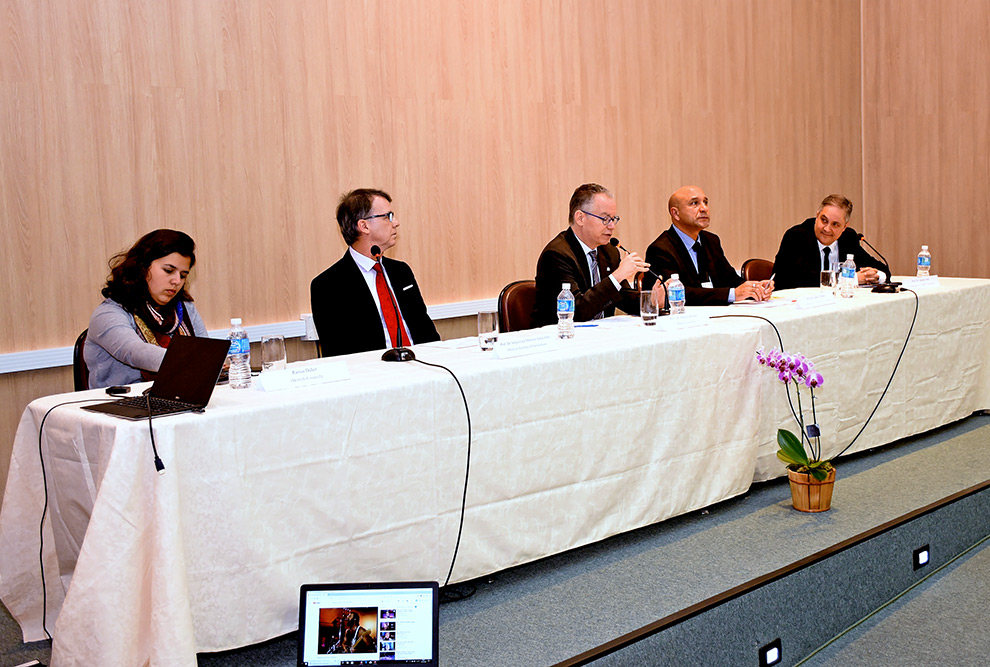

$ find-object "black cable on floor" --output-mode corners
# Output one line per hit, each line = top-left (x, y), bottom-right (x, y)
(410, 358), (472, 590)
(36, 398), (108, 641)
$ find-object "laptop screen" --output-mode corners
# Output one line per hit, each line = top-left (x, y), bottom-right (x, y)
(297, 582), (439, 666)
(149, 334), (231, 404)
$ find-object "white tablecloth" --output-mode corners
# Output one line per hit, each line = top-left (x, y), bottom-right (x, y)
(1, 277), (988, 667)
(744, 279), (990, 479)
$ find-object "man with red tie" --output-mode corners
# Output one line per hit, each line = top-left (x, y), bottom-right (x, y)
(311, 189), (440, 357)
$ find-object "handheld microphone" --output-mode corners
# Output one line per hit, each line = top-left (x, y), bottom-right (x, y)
(609, 239), (669, 313)
(370, 245), (416, 362)
(856, 234), (901, 293)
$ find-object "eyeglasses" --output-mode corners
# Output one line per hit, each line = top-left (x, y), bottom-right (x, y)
(580, 210), (619, 226)
(365, 211), (395, 223)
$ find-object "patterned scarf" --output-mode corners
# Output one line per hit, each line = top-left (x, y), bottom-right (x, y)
(134, 300), (193, 380)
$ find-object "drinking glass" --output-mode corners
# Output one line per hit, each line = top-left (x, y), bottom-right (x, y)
(640, 290), (658, 325)
(477, 311), (499, 350)
(820, 270), (837, 293)
(260, 335), (287, 371)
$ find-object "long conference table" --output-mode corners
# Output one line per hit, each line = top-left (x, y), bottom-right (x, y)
(2, 278), (989, 666)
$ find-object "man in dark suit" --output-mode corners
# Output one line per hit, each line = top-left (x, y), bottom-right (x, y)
(311, 189), (440, 357)
(772, 194), (886, 290)
(644, 185), (772, 305)
(533, 183), (663, 326)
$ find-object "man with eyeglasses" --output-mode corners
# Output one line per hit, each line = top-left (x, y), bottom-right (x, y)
(311, 188), (440, 357)
(533, 183), (662, 326)
(644, 185), (773, 305)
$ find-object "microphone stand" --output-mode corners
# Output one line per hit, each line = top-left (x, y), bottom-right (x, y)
(381, 310), (416, 362)
(372, 246), (416, 362)
(858, 235), (901, 293)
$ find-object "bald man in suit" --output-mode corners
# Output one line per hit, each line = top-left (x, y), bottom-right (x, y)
(644, 185), (772, 305)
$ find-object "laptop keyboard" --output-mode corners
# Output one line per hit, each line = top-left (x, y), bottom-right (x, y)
(114, 395), (191, 416)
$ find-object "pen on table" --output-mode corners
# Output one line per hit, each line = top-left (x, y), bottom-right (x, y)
(575, 323), (599, 327)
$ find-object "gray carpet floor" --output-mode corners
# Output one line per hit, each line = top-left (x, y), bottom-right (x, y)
(2, 414), (988, 666)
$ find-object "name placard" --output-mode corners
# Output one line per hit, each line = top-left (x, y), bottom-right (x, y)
(795, 292), (837, 310)
(654, 312), (709, 330)
(493, 332), (557, 359)
(900, 275), (941, 290)
(255, 361), (350, 392)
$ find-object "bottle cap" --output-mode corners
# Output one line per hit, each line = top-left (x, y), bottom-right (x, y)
(231, 318), (242, 326)
(671, 273), (679, 280)
(921, 245), (928, 250)
(846, 254), (854, 260)
(562, 282), (570, 290)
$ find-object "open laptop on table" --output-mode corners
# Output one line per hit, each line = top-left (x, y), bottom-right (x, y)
(298, 581), (439, 666)
(82, 335), (231, 420)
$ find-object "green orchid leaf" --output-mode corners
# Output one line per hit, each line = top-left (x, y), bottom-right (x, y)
(808, 466), (829, 481)
(776, 429), (809, 466)
(776, 451), (801, 466)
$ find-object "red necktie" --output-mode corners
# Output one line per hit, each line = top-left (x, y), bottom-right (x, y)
(373, 262), (405, 347)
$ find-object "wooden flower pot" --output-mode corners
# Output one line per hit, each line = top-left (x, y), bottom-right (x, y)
(787, 467), (836, 512)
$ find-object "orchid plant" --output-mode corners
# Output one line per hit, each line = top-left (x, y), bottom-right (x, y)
(756, 347), (833, 481)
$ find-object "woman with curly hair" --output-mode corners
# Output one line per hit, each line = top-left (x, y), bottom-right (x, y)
(84, 229), (209, 388)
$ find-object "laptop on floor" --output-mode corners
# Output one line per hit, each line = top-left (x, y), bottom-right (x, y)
(297, 581), (439, 666)
(82, 335), (232, 420)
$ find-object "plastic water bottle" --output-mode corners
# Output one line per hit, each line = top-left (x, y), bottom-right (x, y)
(917, 245), (931, 277)
(227, 318), (252, 389)
(557, 282), (575, 339)
(839, 254), (857, 298)
(668, 274), (685, 315)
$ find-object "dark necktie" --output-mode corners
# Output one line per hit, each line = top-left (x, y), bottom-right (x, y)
(822, 246), (831, 272)
(373, 262), (405, 347)
(589, 249), (605, 319)
(692, 241), (710, 282)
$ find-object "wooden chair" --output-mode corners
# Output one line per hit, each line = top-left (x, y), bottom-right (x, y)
(73, 329), (90, 391)
(741, 258), (774, 281)
(497, 280), (537, 333)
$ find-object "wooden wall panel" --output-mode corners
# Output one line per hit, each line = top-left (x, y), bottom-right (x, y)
(1, 0), (865, 501)
(863, 0), (990, 277)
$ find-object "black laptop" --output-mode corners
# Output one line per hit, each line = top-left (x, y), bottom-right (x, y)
(83, 335), (231, 420)
(297, 581), (439, 666)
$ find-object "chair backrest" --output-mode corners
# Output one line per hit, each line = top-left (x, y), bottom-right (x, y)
(73, 329), (89, 391)
(741, 258), (774, 282)
(497, 280), (537, 333)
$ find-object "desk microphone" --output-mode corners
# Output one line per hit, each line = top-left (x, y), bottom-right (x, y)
(856, 234), (901, 293)
(609, 238), (669, 313)
(370, 245), (416, 362)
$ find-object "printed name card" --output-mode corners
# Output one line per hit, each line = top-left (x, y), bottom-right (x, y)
(654, 312), (709, 330)
(900, 275), (941, 290)
(493, 332), (557, 359)
(795, 292), (837, 310)
(255, 361), (350, 392)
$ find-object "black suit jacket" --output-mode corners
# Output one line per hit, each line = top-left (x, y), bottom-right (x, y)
(310, 251), (440, 357)
(644, 226), (743, 306)
(533, 228), (639, 327)
(772, 218), (885, 290)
